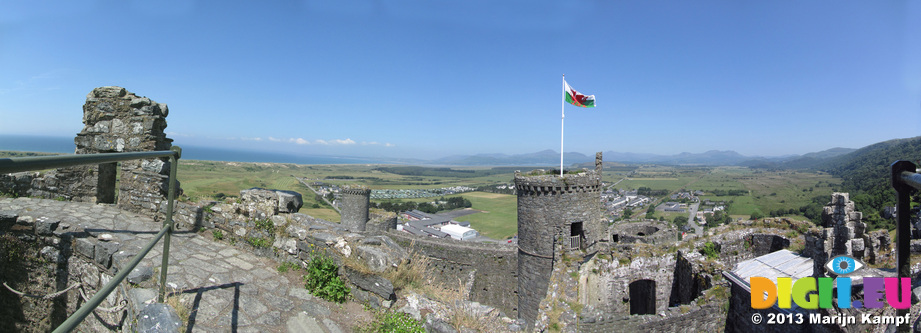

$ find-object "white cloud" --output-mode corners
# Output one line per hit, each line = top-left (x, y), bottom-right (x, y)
(233, 136), (378, 147)
(385, 143), (395, 147)
(333, 138), (356, 145)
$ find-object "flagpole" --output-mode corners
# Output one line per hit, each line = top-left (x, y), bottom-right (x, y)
(561, 74), (565, 177)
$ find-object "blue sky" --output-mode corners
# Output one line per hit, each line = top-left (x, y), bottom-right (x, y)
(1, 0), (919, 160)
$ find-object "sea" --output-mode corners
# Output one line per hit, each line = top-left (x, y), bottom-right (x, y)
(0, 135), (390, 165)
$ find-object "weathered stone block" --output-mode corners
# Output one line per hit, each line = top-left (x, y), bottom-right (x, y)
(850, 238), (865, 252)
(112, 250), (137, 272)
(355, 245), (392, 273)
(128, 266), (154, 284)
(16, 215), (34, 226)
(75, 238), (95, 259)
(340, 266), (395, 300)
(308, 232), (339, 246)
(0, 210), (17, 231)
(95, 241), (120, 268)
(137, 303), (182, 333)
(128, 288), (158, 311)
(350, 288), (382, 309)
(275, 190), (303, 213)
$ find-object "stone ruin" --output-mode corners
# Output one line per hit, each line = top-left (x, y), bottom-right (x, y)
(2, 87), (176, 220)
(803, 192), (891, 276)
(609, 221), (680, 245)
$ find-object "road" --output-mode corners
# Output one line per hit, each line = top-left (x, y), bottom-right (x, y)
(687, 200), (702, 235)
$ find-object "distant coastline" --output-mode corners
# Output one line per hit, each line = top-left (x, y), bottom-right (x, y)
(0, 135), (389, 165)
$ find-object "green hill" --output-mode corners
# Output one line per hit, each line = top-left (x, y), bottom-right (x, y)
(809, 136), (921, 229)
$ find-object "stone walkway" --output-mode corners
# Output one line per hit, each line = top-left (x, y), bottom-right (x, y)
(0, 197), (345, 333)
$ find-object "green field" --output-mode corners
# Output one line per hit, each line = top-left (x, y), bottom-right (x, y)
(177, 161), (521, 197)
(450, 192), (517, 240)
(176, 160), (522, 226)
(173, 159), (842, 233)
(375, 192), (518, 240)
(611, 166), (842, 223)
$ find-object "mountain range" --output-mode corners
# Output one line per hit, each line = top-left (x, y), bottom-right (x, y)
(430, 147), (858, 167)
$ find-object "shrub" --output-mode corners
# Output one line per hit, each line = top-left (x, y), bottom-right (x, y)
(304, 252), (350, 303)
(246, 237), (271, 248)
(254, 219), (276, 234)
(356, 311), (424, 333)
(212, 229), (224, 240)
(700, 241), (720, 260)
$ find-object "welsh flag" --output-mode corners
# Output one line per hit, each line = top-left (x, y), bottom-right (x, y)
(564, 80), (595, 108)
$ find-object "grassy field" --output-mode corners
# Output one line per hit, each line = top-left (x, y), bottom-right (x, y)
(176, 160), (522, 226)
(173, 159), (842, 233)
(177, 160), (521, 197)
(450, 192), (517, 240)
(610, 165), (842, 223)
(375, 191), (518, 240)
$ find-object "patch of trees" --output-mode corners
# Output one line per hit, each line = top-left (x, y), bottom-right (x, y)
(673, 216), (687, 229)
(636, 187), (668, 196)
(374, 166), (520, 178)
(798, 195), (826, 223)
(768, 208), (799, 218)
(372, 196), (472, 214)
(705, 210), (732, 228)
(708, 189), (748, 196)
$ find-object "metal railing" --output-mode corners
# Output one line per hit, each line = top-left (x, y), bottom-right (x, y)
(569, 235), (581, 250)
(891, 160), (920, 333)
(0, 147), (182, 332)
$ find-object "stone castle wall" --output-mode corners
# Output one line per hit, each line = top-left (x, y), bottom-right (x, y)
(514, 163), (604, 327)
(385, 231), (518, 317)
(365, 211), (397, 233)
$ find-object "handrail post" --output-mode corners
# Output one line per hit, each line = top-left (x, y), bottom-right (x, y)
(158, 146), (182, 302)
(891, 160), (916, 332)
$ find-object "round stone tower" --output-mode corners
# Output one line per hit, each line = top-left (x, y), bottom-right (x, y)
(340, 187), (371, 231)
(515, 152), (605, 327)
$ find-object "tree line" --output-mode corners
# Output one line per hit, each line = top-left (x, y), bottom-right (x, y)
(371, 196), (473, 214)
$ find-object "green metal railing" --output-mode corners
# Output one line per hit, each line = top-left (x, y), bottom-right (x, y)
(0, 146), (182, 332)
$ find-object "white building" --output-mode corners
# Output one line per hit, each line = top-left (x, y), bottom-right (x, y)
(440, 224), (478, 240)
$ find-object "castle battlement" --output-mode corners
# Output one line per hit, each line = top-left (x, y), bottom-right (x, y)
(513, 171), (602, 195)
(340, 188), (371, 196)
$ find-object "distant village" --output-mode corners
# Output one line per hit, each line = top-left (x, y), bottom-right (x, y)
(306, 180), (475, 200)
(308, 179), (732, 243)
